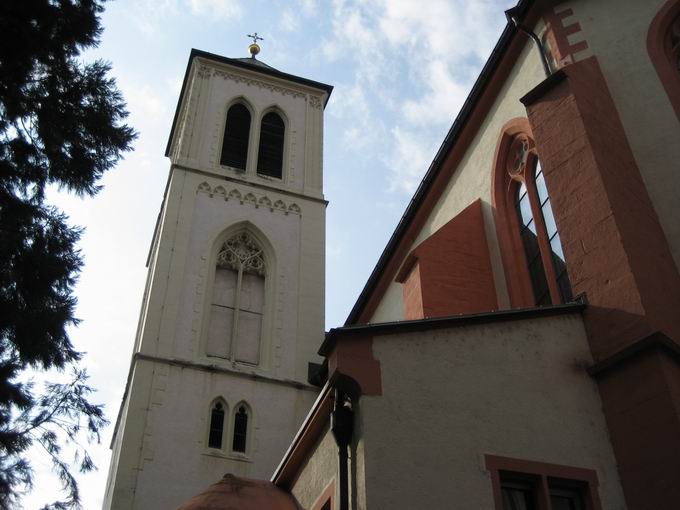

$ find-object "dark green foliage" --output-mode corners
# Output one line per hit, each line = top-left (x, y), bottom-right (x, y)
(0, 0), (135, 506)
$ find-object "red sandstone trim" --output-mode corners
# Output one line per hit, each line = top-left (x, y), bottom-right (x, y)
(397, 199), (498, 319)
(311, 480), (335, 510)
(491, 117), (536, 308)
(328, 334), (382, 396)
(647, 0), (680, 120)
(542, 4), (589, 68)
(485, 455), (602, 510)
(353, 5), (545, 324)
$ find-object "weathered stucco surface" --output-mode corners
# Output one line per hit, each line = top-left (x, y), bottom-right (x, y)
(105, 57), (328, 509)
(370, 34), (546, 324)
(361, 313), (627, 509)
(573, 0), (680, 271)
(290, 428), (337, 509)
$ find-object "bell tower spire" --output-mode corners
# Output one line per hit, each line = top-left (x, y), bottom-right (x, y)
(103, 47), (332, 510)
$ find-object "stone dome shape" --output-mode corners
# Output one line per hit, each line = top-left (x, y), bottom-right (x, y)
(176, 473), (302, 510)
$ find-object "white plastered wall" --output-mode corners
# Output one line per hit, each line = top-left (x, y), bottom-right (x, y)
(371, 35), (547, 323)
(361, 313), (627, 509)
(105, 57), (328, 509)
(569, 0), (680, 270)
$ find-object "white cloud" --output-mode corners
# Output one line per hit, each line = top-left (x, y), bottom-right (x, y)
(386, 127), (439, 194)
(187, 0), (242, 19)
(298, 0), (319, 17)
(130, 0), (180, 35)
(281, 9), (299, 32)
(401, 60), (469, 126)
(322, 0), (512, 194)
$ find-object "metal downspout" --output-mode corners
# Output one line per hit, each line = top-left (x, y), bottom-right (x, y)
(331, 389), (353, 510)
(506, 10), (553, 77)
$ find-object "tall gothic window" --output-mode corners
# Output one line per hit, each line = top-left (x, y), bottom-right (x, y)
(509, 135), (572, 306)
(220, 103), (251, 170)
(256, 111), (285, 179)
(208, 400), (226, 449)
(232, 404), (249, 453)
(206, 232), (265, 364)
(493, 122), (573, 308)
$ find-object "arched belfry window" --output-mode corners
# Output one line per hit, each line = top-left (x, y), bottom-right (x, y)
(648, 1), (680, 120)
(493, 121), (572, 307)
(208, 400), (226, 449)
(232, 404), (250, 453)
(220, 103), (251, 170)
(206, 231), (265, 364)
(256, 111), (285, 179)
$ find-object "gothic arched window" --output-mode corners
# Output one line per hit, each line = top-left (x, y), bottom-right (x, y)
(206, 232), (265, 364)
(256, 111), (285, 179)
(207, 400), (226, 449)
(220, 103), (251, 170)
(493, 120), (572, 307)
(232, 404), (249, 453)
(648, 1), (680, 120)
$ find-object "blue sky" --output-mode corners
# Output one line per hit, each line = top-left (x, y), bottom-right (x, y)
(25, 0), (515, 507)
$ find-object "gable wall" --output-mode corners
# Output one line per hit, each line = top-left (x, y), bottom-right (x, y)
(359, 313), (626, 509)
(370, 35), (545, 323)
(370, 0), (680, 324)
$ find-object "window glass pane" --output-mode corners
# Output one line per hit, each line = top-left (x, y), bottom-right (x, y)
(208, 403), (225, 449)
(212, 268), (237, 308)
(535, 163), (549, 205)
(516, 183), (534, 231)
(521, 228), (541, 264)
(541, 198), (558, 239)
(501, 486), (535, 510)
(207, 305), (233, 358)
(550, 233), (565, 263)
(233, 406), (248, 452)
(557, 271), (573, 303)
(529, 256), (552, 306)
(220, 104), (251, 170)
(257, 112), (285, 178)
(550, 489), (584, 510)
(234, 309), (261, 364)
(239, 273), (264, 313)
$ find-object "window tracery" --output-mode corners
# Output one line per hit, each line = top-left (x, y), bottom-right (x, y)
(493, 119), (572, 308)
(206, 231), (265, 364)
(505, 134), (572, 306)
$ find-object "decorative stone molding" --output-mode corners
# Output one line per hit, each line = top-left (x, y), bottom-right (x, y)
(216, 231), (266, 276)
(308, 95), (322, 109)
(196, 182), (301, 215)
(213, 69), (306, 100)
(197, 65), (213, 79)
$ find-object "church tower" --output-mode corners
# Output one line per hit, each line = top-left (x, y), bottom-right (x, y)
(103, 44), (332, 509)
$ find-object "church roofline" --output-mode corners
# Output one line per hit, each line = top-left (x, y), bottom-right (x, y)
(322, 298), (586, 357)
(165, 48), (334, 158)
(273, 299), (585, 490)
(344, 0), (535, 325)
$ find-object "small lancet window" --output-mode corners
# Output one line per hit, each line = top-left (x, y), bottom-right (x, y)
(232, 405), (249, 453)
(206, 231), (265, 364)
(208, 401), (225, 449)
(256, 112), (285, 179)
(221, 103), (251, 170)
